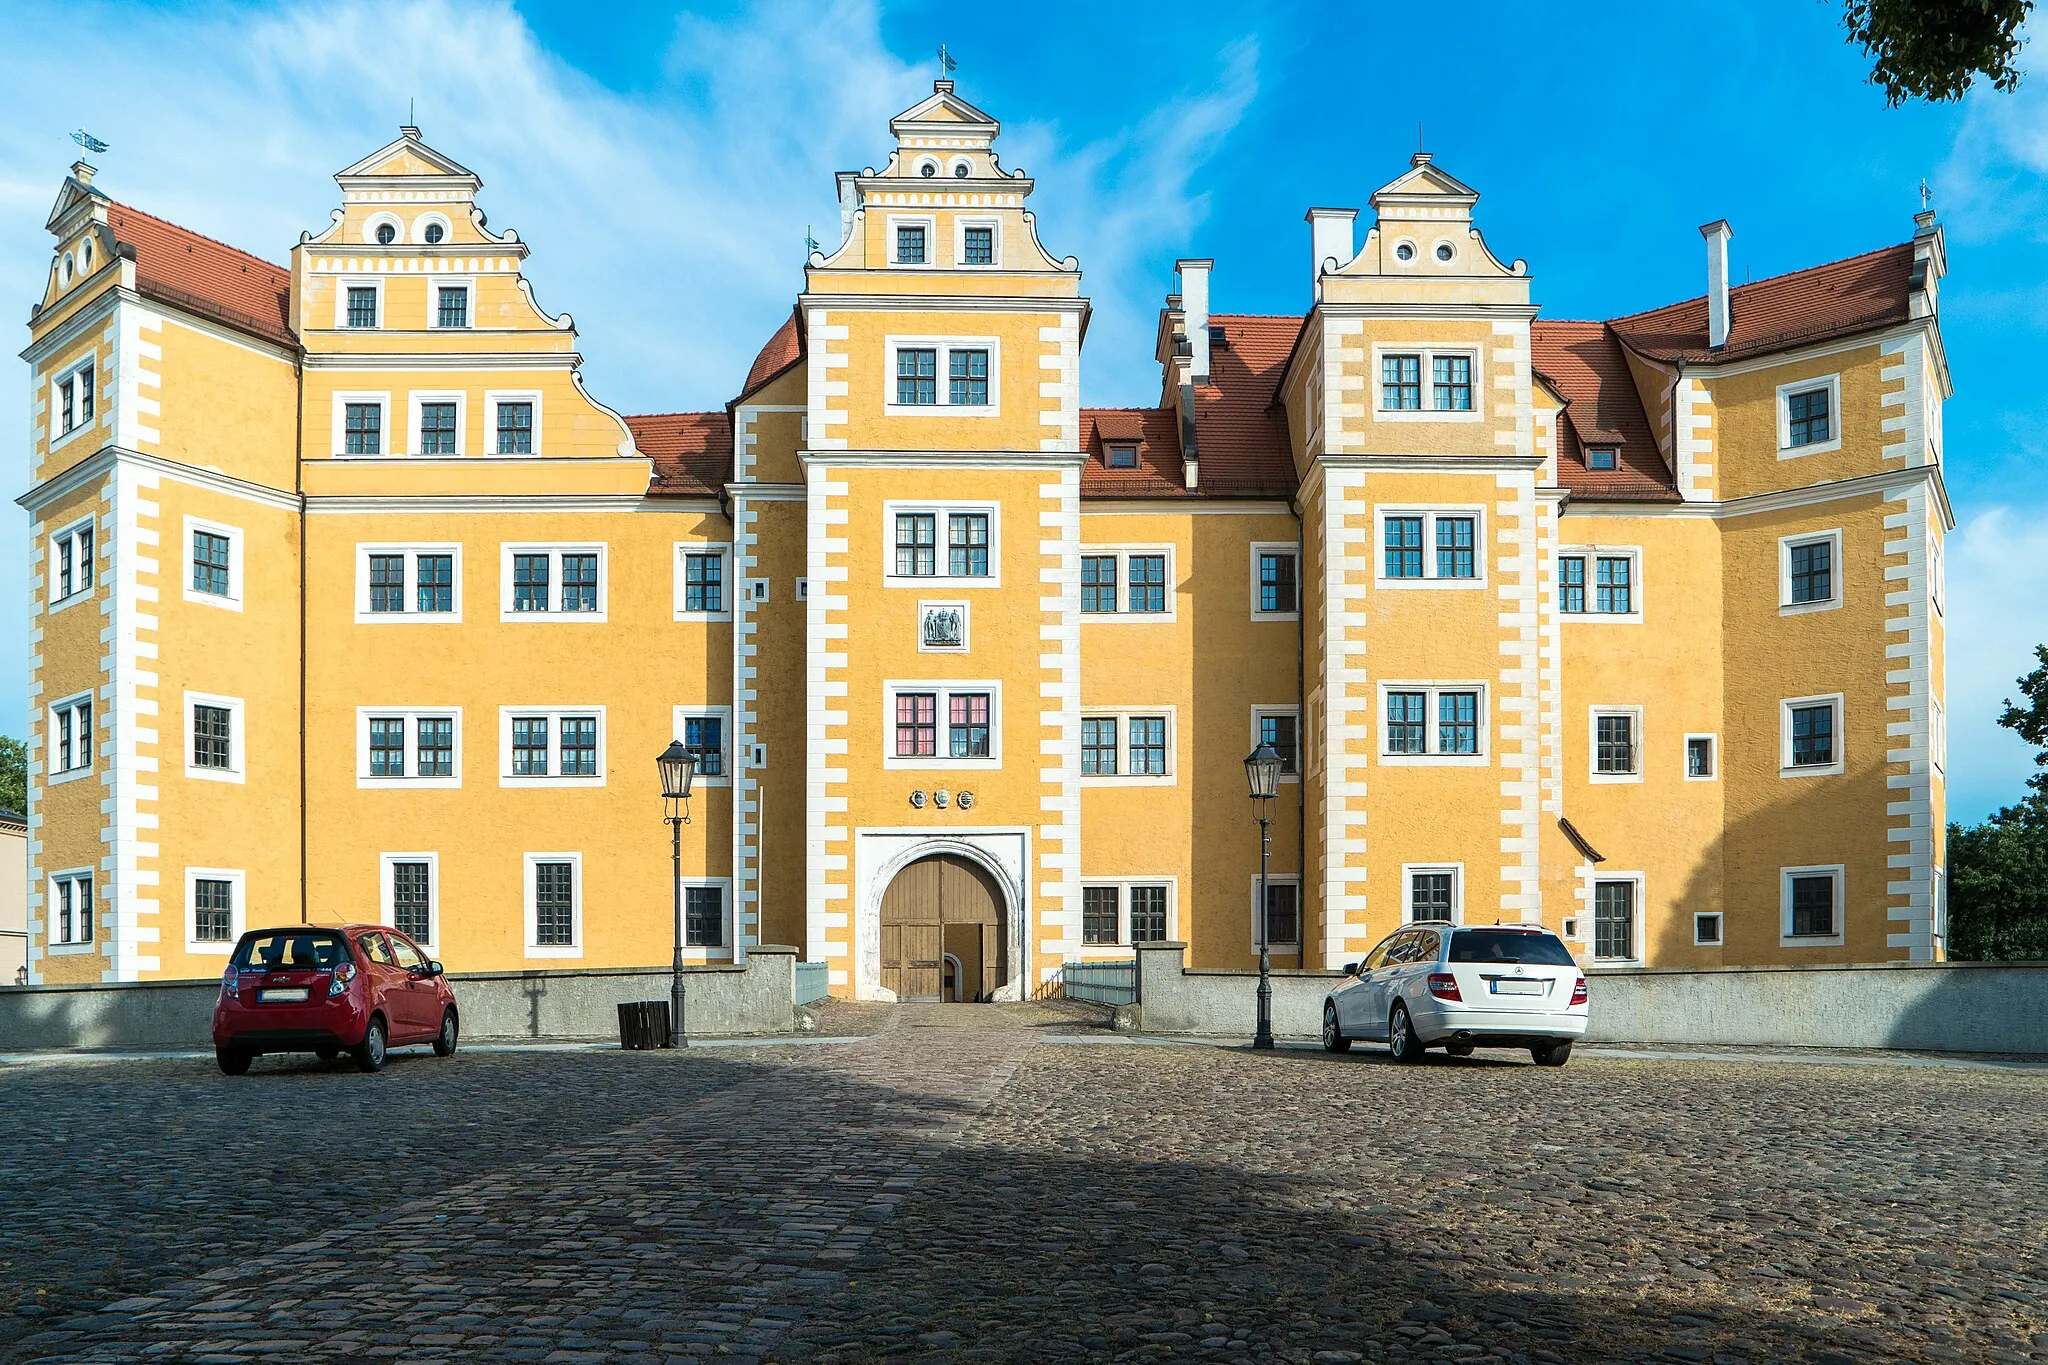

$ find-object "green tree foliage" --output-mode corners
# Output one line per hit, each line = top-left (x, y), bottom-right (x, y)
(1946, 646), (2048, 960)
(0, 736), (22, 816)
(1843, 0), (2033, 105)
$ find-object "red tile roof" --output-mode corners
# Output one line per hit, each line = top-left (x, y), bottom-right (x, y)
(739, 310), (804, 401)
(107, 203), (295, 349)
(1079, 407), (1186, 497)
(1608, 242), (1915, 365)
(631, 411), (731, 498)
(1530, 321), (1679, 503)
(1189, 313), (1301, 498)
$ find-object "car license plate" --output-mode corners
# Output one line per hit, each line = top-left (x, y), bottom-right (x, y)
(258, 987), (309, 1003)
(1490, 979), (1544, 996)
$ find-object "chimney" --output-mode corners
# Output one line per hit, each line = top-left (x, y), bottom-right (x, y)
(71, 160), (96, 187)
(1910, 207), (1945, 320)
(1700, 219), (1733, 349)
(1177, 258), (1213, 384)
(836, 171), (860, 250)
(1305, 208), (1358, 282)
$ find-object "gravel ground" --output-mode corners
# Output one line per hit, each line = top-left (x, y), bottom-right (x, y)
(2, 1004), (2043, 1364)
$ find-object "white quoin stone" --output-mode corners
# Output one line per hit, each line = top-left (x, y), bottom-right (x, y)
(1178, 258), (1212, 383)
(1701, 219), (1733, 349)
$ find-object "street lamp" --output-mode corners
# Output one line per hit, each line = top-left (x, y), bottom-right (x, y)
(658, 740), (697, 1048)
(1244, 741), (1283, 1051)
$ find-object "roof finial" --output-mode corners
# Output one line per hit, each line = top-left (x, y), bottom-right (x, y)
(401, 100), (420, 141)
(1919, 177), (1932, 212)
(936, 42), (957, 90)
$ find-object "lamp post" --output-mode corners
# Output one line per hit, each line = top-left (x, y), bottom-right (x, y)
(657, 740), (697, 1048)
(1244, 741), (1283, 1050)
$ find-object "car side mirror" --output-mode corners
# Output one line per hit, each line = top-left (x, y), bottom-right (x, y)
(1343, 961), (1361, 977)
(424, 961), (444, 977)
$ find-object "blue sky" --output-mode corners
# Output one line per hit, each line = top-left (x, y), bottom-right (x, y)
(0, 0), (2043, 818)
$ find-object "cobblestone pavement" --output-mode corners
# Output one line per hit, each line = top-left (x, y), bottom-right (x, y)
(3, 1006), (2045, 1364)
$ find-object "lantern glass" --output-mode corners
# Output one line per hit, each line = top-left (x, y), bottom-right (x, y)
(657, 740), (696, 800)
(1243, 742), (1283, 801)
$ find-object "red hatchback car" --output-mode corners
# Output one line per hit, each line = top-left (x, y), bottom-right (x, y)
(213, 924), (459, 1075)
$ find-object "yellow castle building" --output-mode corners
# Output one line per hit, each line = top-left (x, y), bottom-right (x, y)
(19, 84), (1953, 995)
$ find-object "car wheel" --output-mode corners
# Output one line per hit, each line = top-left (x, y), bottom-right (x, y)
(1321, 1002), (1351, 1054)
(354, 1015), (389, 1073)
(433, 1008), (459, 1058)
(1447, 1044), (1474, 1058)
(1531, 1041), (1573, 1067)
(215, 1047), (252, 1077)
(1388, 1002), (1425, 1064)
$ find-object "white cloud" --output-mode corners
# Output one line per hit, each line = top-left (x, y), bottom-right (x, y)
(1944, 504), (2048, 821)
(1935, 68), (2048, 243)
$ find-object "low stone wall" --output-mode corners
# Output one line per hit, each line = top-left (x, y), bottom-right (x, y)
(0, 946), (802, 1051)
(1134, 943), (1343, 1040)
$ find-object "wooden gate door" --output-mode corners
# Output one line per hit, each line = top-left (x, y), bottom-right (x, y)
(881, 857), (944, 1002)
(881, 855), (1006, 1003)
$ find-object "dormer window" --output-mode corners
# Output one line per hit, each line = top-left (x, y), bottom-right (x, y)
(896, 225), (927, 264)
(1587, 447), (1617, 471)
(1106, 445), (1138, 470)
(376, 223), (396, 245)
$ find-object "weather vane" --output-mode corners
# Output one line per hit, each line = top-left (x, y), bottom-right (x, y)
(804, 225), (819, 256)
(71, 130), (109, 154)
(1919, 177), (1932, 211)
(937, 43), (957, 81)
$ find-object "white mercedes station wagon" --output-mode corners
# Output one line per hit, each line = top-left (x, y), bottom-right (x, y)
(1322, 922), (1589, 1066)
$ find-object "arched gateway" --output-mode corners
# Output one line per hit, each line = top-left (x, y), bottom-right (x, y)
(879, 854), (1008, 1002)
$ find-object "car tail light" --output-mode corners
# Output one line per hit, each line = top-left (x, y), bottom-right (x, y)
(219, 966), (238, 1003)
(1427, 972), (1462, 1002)
(328, 961), (358, 998)
(1570, 975), (1588, 1006)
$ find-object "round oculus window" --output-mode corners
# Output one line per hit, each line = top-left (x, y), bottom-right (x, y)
(376, 223), (396, 245)
(920, 162), (937, 178)
(953, 162), (969, 178)
(1435, 242), (1455, 262)
(1394, 242), (1415, 262)
(424, 222), (444, 244)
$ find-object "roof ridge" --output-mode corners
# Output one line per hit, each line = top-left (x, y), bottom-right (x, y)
(109, 200), (288, 280)
(626, 410), (726, 420)
(1607, 240), (1911, 325)
(1209, 312), (1306, 321)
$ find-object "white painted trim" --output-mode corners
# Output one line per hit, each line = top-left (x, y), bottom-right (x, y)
(334, 276), (385, 330)
(499, 543), (608, 623)
(523, 852), (583, 959)
(184, 867), (246, 955)
(1683, 732), (1718, 782)
(1777, 528), (1844, 616)
(1777, 373), (1843, 458)
(46, 691), (94, 785)
(379, 852), (440, 952)
(482, 389), (544, 457)
(1693, 911), (1723, 947)
(427, 276), (477, 329)
(1780, 693), (1846, 778)
(181, 515), (244, 611)
(1076, 877), (1179, 948)
(331, 391), (393, 458)
(1588, 871), (1646, 966)
(47, 868), (96, 949)
(184, 691), (246, 784)
(1780, 864), (1847, 946)
(408, 389), (469, 458)
(673, 542), (735, 622)
(46, 511), (97, 613)
(1249, 705), (1302, 784)
(885, 214), (938, 266)
(679, 877), (737, 960)
(353, 543), (463, 623)
(497, 706), (608, 789)
(1369, 342), (1485, 422)
(1077, 544), (1177, 622)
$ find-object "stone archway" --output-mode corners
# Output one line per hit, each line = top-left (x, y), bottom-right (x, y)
(879, 854), (1007, 1003)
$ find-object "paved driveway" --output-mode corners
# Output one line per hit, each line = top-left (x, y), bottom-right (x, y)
(2, 1005), (2044, 1364)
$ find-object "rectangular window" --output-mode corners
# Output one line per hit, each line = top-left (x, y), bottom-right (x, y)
(682, 551), (724, 612)
(1560, 556), (1586, 613)
(416, 554), (453, 613)
(1790, 703), (1835, 768)
(52, 698), (92, 775)
(1409, 871), (1455, 923)
(390, 862), (431, 942)
(1386, 691), (1427, 754)
(1128, 717), (1167, 775)
(53, 524), (94, 601)
(533, 862), (575, 947)
(948, 349), (989, 406)
(417, 718), (454, 777)
(419, 401), (458, 456)
(560, 554), (598, 613)
(369, 717), (407, 777)
(346, 286), (378, 328)
(1587, 447), (1617, 470)
(80, 366), (94, 425)
(52, 873), (94, 945)
(1129, 885), (1168, 942)
(963, 226), (993, 265)
(436, 286), (469, 329)
(1686, 735), (1716, 779)
(1383, 685), (1487, 760)
(344, 402), (383, 455)
(895, 693), (938, 757)
(496, 400), (533, 454)
(947, 513), (989, 577)
(1258, 712), (1298, 775)
(1789, 538), (1833, 604)
(1694, 911), (1723, 946)
(685, 885), (725, 948)
(896, 347), (938, 405)
(511, 716), (550, 775)
(1381, 354), (1421, 410)
(1081, 555), (1118, 613)
(368, 554), (406, 613)
(1127, 554), (1167, 612)
(896, 225), (926, 264)
(192, 531), (231, 598)
(193, 878), (235, 944)
(1438, 692), (1479, 755)
(1082, 886), (1120, 945)
(1257, 551), (1297, 614)
(949, 693), (991, 758)
(1262, 882), (1301, 948)
(1081, 717), (1118, 775)
(1432, 355), (1472, 411)
(1384, 516), (1424, 579)
(1787, 387), (1831, 447)
(1435, 516), (1476, 579)
(1593, 881), (1635, 961)
(192, 703), (233, 770)
(1595, 556), (1632, 614)
(683, 715), (724, 777)
(895, 514), (937, 576)
(512, 554), (550, 612)
(1595, 713), (1636, 775)
(58, 376), (75, 435)
(1105, 444), (1138, 469)
(1789, 873), (1836, 937)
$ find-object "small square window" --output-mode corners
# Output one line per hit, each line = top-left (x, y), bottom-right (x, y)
(1787, 387), (1831, 448)
(1694, 912), (1723, 946)
(1686, 735), (1716, 779)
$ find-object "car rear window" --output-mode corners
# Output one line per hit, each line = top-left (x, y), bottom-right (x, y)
(233, 931), (351, 972)
(1449, 929), (1576, 966)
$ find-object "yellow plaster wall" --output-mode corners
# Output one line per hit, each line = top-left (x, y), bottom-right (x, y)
(148, 319), (299, 491)
(1708, 345), (1890, 500)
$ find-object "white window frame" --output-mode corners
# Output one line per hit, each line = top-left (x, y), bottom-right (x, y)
(1376, 681), (1490, 767)
(1077, 544), (1175, 621)
(354, 543), (462, 624)
(523, 852), (583, 959)
(1930, 694), (1946, 776)
(1373, 507), (1489, 589)
(47, 868), (95, 951)
(361, 211), (403, 247)
(1778, 528), (1843, 616)
(1078, 878), (1180, 948)
(1684, 732), (1718, 782)
(795, 578), (809, 602)
(379, 852), (440, 952)
(184, 866), (246, 955)
(882, 680), (1003, 771)
(1402, 863), (1464, 925)
(1248, 541), (1301, 621)
(483, 390), (543, 457)
(1780, 863), (1847, 946)
(1078, 706), (1178, 786)
(410, 390), (468, 459)
(673, 542), (734, 622)
(333, 391), (393, 458)
(953, 216), (1001, 269)
(1557, 545), (1643, 622)
(679, 877), (737, 959)
(182, 516), (244, 611)
(1250, 705), (1302, 784)
(1777, 373), (1843, 457)
(1780, 693), (1846, 778)
(501, 543), (608, 623)
(673, 706), (736, 788)
(335, 276), (385, 330)
(356, 707), (463, 790)
(1693, 911), (1723, 947)
(47, 512), (96, 614)
(883, 337), (1001, 417)
(498, 706), (608, 789)
(1930, 531), (1945, 617)
(887, 214), (937, 266)
(428, 277), (476, 330)
(185, 691), (246, 784)
(49, 355), (98, 447)
(1588, 705), (1644, 784)
(1370, 343), (1485, 421)
(1588, 870), (1646, 966)
(47, 690), (94, 786)
(916, 600), (970, 654)
(884, 502), (1003, 589)
(1248, 873), (1305, 951)
(411, 210), (454, 246)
